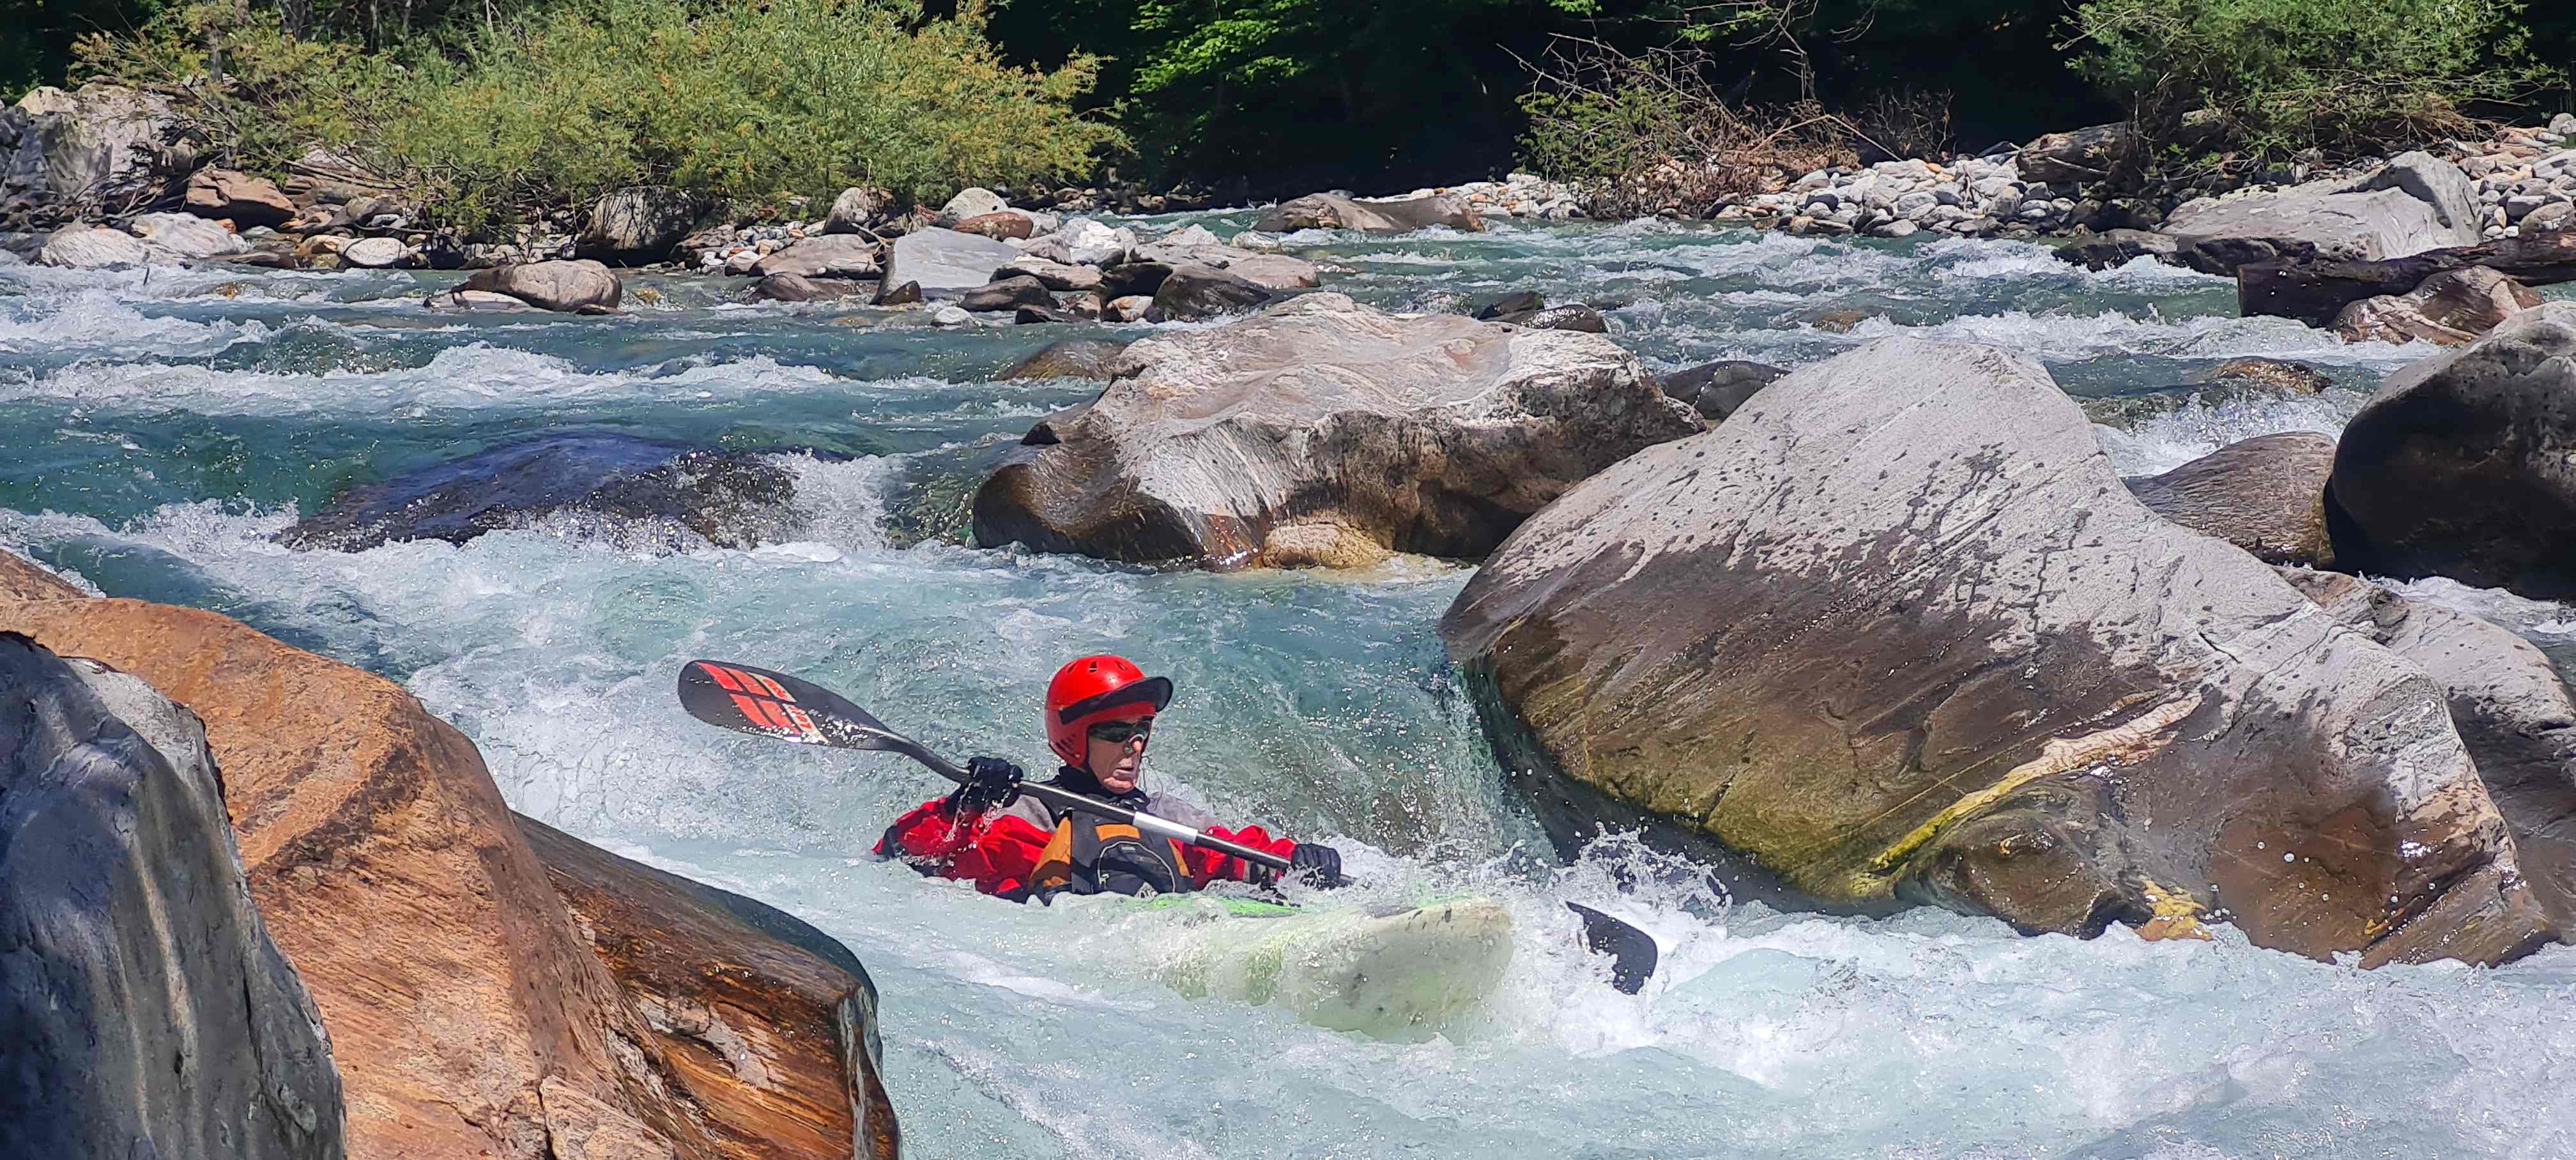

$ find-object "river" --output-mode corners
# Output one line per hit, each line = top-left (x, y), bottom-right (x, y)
(6, 214), (2575, 1157)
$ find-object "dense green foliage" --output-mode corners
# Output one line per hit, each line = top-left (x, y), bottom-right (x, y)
(2067, 0), (2559, 163)
(65, 0), (1121, 227)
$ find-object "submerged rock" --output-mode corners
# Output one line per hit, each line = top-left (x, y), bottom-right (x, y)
(972, 293), (1700, 569)
(2329, 303), (2576, 599)
(521, 814), (901, 1160)
(1658, 360), (1786, 422)
(999, 337), (1130, 380)
(277, 431), (805, 552)
(0, 632), (344, 1160)
(1442, 337), (2550, 966)
(2126, 432), (2337, 567)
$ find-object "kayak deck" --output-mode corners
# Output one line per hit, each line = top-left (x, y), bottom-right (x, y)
(1107, 894), (1516, 1035)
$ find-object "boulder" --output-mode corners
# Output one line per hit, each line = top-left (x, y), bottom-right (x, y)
(1104, 294), (1153, 323)
(972, 293), (1702, 569)
(0, 595), (730, 1159)
(934, 187), (1008, 225)
(2126, 432), (2337, 567)
(1252, 192), (1482, 234)
(2162, 153), (2483, 275)
(340, 236), (406, 268)
(0, 550), (83, 599)
(519, 815), (901, 1160)
(747, 273), (868, 303)
(1146, 263), (1278, 321)
(751, 235), (882, 280)
(2079, 359), (2332, 428)
(998, 337), (1130, 380)
(277, 431), (805, 552)
(579, 185), (703, 264)
(37, 222), (151, 268)
(0, 632), (343, 1160)
(824, 187), (891, 234)
(1099, 261), (1172, 299)
(1207, 252), (1321, 290)
(1473, 291), (1545, 320)
(960, 274), (1053, 313)
(2238, 229), (2576, 327)
(2280, 570), (2576, 931)
(1441, 337), (2552, 966)
(951, 210), (1036, 241)
(0, 84), (195, 225)
(2204, 356), (2333, 395)
(184, 167), (295, 228)
(2056, 229), (2180, 271)
(1023, 218), (1133, 266)
(1658, 360), (1786, 422)
(1000, 254), (1103, 292)
(874, 280), (921, 307)
(2019, 122), (2131, 183)
(881, 227), (1023, 300)
(126, 211), (246, 259)
(2327, 303), (2576, 599)
(2333, 266), (2540, 346)
(457, 259), (624, 312)
(1492, 303), (1607, 333)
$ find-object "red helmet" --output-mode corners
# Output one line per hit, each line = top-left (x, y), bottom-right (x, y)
(1045, 655), (1173, 767)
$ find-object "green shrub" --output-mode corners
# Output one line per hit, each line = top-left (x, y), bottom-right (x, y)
(2067, 0), (2563, 164)
(78, 0), (1125, 230)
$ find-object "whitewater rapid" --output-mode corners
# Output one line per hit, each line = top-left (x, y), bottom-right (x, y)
(7, 217), (2575, 1157)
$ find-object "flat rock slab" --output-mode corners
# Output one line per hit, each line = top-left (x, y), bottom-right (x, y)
(751, 235), (881, 280)
(2328, 303), (2576, 599)
(1253, 192), (1482, 234)
(972, 293), (1700, 569)
(1442, 336), (2550, 966)
(883, 227), (1023, 300)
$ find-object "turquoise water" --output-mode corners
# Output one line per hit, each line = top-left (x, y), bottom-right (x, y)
(8, 220), (2576, 1158)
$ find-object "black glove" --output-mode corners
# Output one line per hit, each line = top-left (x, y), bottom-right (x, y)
(1286, 843), (1345, 889)
(946, 756), (1023, 815)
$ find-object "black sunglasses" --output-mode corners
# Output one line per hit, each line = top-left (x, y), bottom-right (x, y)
(1087, 719), (1154, 745)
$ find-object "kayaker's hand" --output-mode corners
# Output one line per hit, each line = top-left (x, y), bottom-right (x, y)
(949, 756), (1024, 814)
(1287, 843), (1345, 889)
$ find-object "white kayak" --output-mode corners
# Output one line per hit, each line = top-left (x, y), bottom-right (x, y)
(1073, 893), (1517, 1035)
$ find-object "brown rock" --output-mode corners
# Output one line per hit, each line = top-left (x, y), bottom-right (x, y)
(2238, 229), (2576, 327)
(0, 597), (721, 1160)
(2333, 266), (2542, 346)
(2204, 356), (2332, 395)
(960, 275), (1053, 313)
(519, 815), (900, 1160)
(0, 549), (84, 599)
(185, 167), (296, 229)
(951, 211), (1036, 241)
(2126, 432), (2338, 567)
(2020, 123), (2131, 184)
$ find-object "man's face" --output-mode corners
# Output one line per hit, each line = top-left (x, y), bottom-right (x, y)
(1085, 715), (1152, 793)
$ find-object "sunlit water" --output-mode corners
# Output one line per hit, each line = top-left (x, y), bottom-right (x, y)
(8, 218), (2576, 1158)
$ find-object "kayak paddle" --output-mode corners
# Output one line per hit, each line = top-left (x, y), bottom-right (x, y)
(674, 658), (1658, 993)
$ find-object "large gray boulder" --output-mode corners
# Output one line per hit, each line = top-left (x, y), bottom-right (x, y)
(0, 633), (344, 1160)
(934, 187), (1008, 225)
(2327, 303), (2576, 599)
(749, 234), (882, 280)
(2126, 432), (2338, 567)
(1253, 192), (1482, 234)
(578, 185), (702, 264)
(0, 84), (197, 225)
(2018, 123), (2131, 184)
(456, 259), (622, 312)
(882, 227), (1023, 300)
(126, 211), (245, 259)
(2282, 569), (2576, 933)
(2163, 153), (2482, 275)
(1023, 217), (1133, 266)
(1442, 337), (2552, 966)
(1131, 229), (1322, 289)
(37, 222), (152, 268)
(972, 293), (1702, 569)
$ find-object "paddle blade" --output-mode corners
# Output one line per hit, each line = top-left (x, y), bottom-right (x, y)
(677, 659), (900, 750)
(1567, 901), (1659, 995)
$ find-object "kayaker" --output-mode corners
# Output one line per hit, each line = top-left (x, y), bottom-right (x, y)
(875, 654), (1346, 903)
